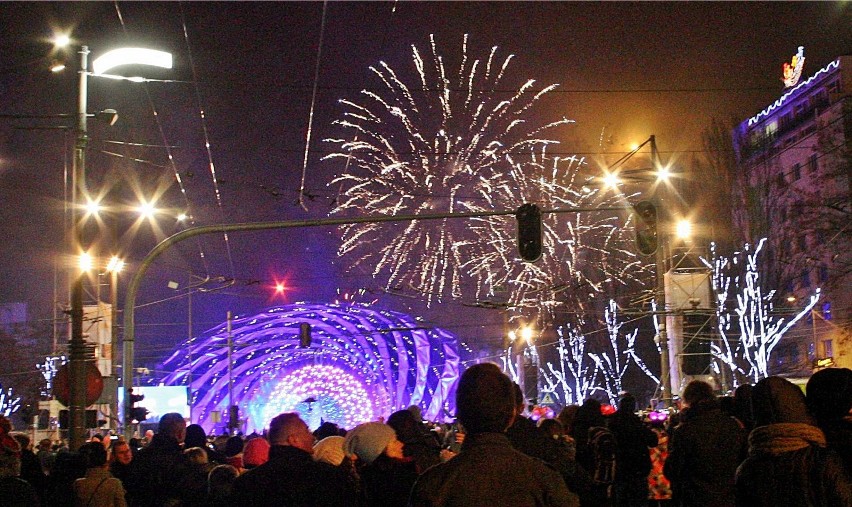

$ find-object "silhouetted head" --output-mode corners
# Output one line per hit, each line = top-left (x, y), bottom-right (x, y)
(456, 363), (516, 434)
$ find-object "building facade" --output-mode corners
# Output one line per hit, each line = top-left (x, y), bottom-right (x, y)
(733, 53), (851, 374)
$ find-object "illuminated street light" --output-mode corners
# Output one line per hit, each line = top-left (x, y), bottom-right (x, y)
(106, 256), (125, 273)
(85, 198), (102, 216)
(61, 39), (173, 448)
(275, 282), (286, 294)
(675, 219), (692, 240)
(602, 172), (621, 189)
(177, 213), (188, 222)
(53, 34), (71, 48)
(656, 166), (672, 182)
(137, 201), (158, 219)
(78, 253), (93, 272)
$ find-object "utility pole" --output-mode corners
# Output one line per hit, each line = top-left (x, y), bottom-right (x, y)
(650, 136), (672, 408)
(68, 46), (91, 451)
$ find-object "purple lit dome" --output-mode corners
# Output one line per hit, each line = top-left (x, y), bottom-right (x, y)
(160, 302), (461, 433)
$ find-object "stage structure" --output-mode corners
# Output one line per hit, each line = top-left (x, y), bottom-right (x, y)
(160, 302), (462, 433)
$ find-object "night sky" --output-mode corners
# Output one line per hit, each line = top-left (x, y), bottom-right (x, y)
(1, 2), (850, 368)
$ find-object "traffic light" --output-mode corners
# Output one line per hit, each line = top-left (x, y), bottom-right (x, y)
(129, 390), (148, 423)
(299, 322), (311, 348)
(516, 203), (543, 262)
(633, 200), (658, 256)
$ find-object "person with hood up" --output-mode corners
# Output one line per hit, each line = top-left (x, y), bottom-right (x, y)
(663, 380), (745, 507)
(735, 376), (852, 507)
(344, 421), (418, 507)
(806, 367), (852, 475)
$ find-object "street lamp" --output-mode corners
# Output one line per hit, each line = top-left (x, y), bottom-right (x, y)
(67, 43), (172, 450)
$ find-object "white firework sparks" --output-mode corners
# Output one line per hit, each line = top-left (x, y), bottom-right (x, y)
(326, 34), (647, 310)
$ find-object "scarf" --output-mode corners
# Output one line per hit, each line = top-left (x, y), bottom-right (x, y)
(748, 423), (826, 456)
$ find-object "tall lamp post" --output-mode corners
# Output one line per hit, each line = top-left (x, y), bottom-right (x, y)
(67, 44), (172, 449)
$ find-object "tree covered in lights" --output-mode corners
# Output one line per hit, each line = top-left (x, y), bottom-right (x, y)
(703, 239), (820, 385)
(0, 383), (21, 417)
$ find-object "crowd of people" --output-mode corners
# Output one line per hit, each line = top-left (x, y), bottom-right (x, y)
(0, 365), (849, 506)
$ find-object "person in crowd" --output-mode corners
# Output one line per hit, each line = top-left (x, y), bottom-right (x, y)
(74, 441), (127, 507)
(570, 398), (614, 506)
(345, 421), (418, 506)
(663, 380), (745, 507)
(242, 436), (270, 470)
(177, 447), (214, 507)
(313, 435), (347, 467)
(314, 421), (343, 441)
(43, 448), (86, 507)
(608, 393), (658, 507)
(0, 415), (40, 506)
(805, 367), (852, 474)
(126, 412), (188, 507)
(387, 408), (442, 473)
(736, 376), (852, 506)
(733, 385), (754, 434)
(409, 362), (579, 506)
(207, 464), (238, 507)
(12, 431), (46, 498)
(223, 436), (245, 472)
(142, 430), (154, 447)
(647, 414), (672, 507)
(184, 424), (224, 464)
(108, 440), (133, 486)
(230, 412), (354, 506)
(507, 383), (590, 503)
(37, 438), (54, 476)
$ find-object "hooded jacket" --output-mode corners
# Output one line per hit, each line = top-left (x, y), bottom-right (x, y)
(735, 376), (852, 507)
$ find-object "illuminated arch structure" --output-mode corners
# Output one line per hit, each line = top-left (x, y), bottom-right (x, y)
(160, 302), (462, 433)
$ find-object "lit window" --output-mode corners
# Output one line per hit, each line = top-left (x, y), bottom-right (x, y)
(808, 342), (816, 360)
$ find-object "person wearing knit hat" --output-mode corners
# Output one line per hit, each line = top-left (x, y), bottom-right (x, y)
(242, 437), (270, 469)
(314, 436), (346, 467)
(346, 422), (416, 506)
(344, 422), (401, 465)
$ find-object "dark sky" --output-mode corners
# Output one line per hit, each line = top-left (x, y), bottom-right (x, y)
(1, 1), (850, 365)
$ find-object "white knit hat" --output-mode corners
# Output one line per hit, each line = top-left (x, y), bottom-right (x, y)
(344, 422), (396, 464)
(313, 436), (346, 466)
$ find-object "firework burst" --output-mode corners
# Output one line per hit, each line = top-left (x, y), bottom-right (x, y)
(326, 34), (648, 312)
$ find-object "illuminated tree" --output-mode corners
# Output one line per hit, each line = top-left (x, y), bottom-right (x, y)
(703, 239), (821, 385)
(0, 383), (21, 417)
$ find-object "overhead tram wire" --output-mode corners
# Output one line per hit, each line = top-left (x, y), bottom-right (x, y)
(112, 1), (212, 275)
(178, 2), (236, 279)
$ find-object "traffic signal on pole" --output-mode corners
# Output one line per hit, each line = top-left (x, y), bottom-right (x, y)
(299, 323), (311, 348)
(516, 203), (543, 262)
(633, 200), (658, 256)
(129, 390), (148, 423)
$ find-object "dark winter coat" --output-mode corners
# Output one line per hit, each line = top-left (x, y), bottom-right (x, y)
(229, 445), (354, 507)
(735, 376), (852, 507)
(608, 409), (658, 481)
(357, 454), (419, 507)
(409, 432), (579, 507)
(663, 399), (746, 507)
(125, 433), (188, 507)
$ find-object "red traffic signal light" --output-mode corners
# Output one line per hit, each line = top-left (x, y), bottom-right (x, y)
(633, 200), (658, 256)
(516, 203), (543, 262)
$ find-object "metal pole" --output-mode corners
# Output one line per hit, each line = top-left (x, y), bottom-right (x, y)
(187, 277), (193, 423)
(227, 311), (234, 432)
(68, 45), (90, 451)
(651, 136), (672, 408)
(110, 270), (119, 432)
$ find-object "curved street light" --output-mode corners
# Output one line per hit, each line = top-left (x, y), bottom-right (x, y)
(67, 44), (172, 450)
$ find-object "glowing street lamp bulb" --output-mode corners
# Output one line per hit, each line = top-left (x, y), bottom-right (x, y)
(629, 143), (640, 151)
(656, 167), (671, 181)
(507, 330), (517, 343)
(786, 296), (796, 302)
(53, 34), (71, 48)
(85, 199), (102, 215)
(106, 256), (125, 273)
(275, 283), (285, 294)
(79, 253), (93, 272)
(676, 219), (692, 239)
(137, 202), (157, 218)
(177, 213), (188, 222)
(603, 172), (620, 189)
